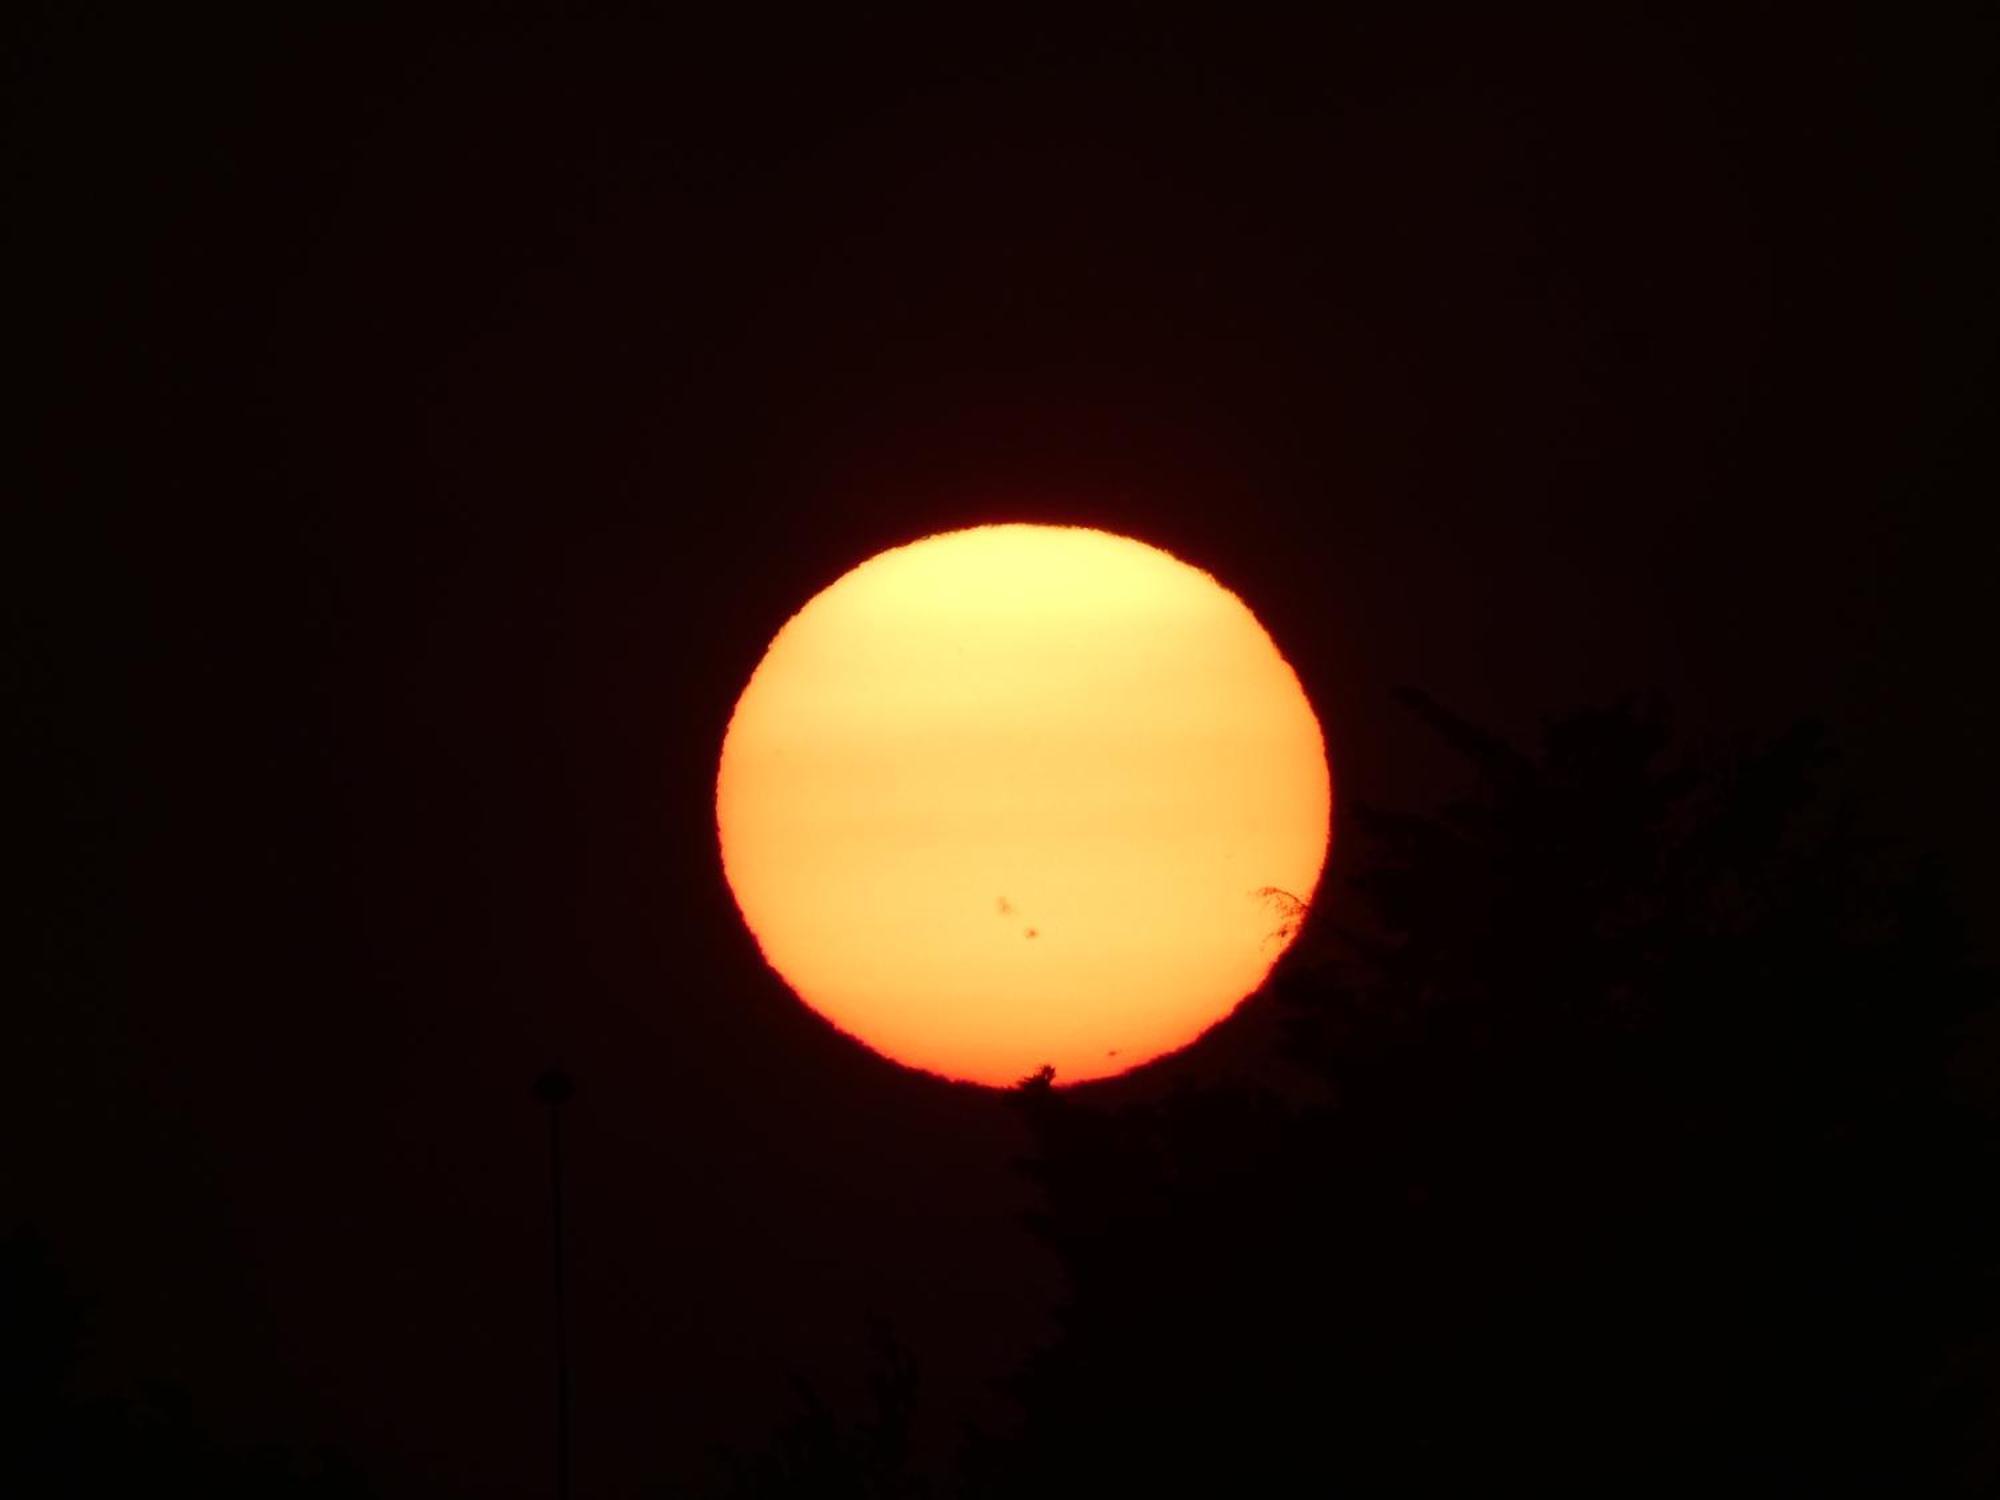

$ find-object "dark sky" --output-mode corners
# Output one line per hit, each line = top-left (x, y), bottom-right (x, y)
(11, 6), (1993, 1496)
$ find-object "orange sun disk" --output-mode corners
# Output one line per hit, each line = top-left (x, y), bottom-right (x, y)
(715, 524), (1332, 1086)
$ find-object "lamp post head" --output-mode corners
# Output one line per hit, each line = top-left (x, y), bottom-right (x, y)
(534, 1068), (575, 1107)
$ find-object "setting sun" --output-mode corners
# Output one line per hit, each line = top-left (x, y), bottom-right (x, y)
(715, 524), (1331, 1086)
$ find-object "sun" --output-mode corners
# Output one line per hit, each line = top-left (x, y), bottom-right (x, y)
(715, 524), (1332, 1086)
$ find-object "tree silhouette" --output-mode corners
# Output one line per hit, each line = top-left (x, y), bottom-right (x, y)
(990, 696), (1997, 1496)
(1, 1226), (374, 1499)
(710, 1317), (931, 1500)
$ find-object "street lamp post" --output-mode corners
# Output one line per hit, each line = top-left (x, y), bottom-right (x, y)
(534, 1068), (575, 1500)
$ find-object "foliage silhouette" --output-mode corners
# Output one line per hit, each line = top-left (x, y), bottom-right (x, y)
(1, 1226), (374, 1500)
(709, 1316), (931, 1500)
(984, 697), (1997, 1496)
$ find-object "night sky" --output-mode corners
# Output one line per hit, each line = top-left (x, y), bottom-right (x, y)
(12, 7), (1995, 1496)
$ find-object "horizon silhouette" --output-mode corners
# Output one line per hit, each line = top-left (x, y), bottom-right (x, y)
(12, 697), (1993, 1497)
